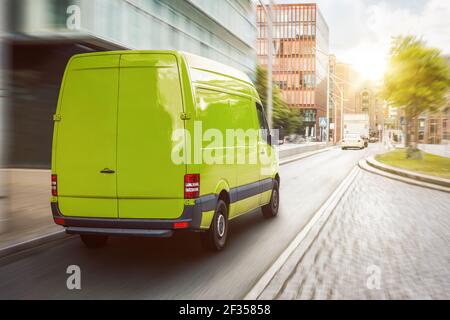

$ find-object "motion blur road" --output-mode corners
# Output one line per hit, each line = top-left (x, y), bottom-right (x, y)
(260, 168), (450, 300)
(0, 145), (382, 299)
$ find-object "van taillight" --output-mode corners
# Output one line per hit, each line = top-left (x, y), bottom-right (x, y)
(51, 174), (58, 196)
(184, 174), (200, 199)
(173, 221), (190, 229)
(54, 217), (65, 226)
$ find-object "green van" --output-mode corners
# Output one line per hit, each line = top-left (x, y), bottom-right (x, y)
(51, 50), (280, 251)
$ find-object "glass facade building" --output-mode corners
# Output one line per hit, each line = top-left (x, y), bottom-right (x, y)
(5, 0), (257, 167)
(257, 3), (329, 137)
(9, 0), (256, 77)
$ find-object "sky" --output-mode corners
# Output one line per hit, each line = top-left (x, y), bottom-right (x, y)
(272, 0), (450, 81)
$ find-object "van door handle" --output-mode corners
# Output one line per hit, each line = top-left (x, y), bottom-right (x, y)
(100, 168), (115, 174)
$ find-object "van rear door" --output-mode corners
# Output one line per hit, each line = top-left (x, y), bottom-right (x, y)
(55, 55), (120, 218)
(117, 53), (186, 219)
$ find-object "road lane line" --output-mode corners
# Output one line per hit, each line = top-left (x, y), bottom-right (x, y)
(244, 166), (360, 300)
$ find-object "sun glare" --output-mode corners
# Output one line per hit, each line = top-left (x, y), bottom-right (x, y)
(341, 45), (388, 82)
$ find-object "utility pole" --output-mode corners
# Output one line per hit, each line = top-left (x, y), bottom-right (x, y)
(340, 85), (344, 141)
(258, 0), (274, 129)
(334, 95), (338, 144)
(312, 46), (331, 143)
(326, 61), (330, 143)
(329, 88), (346, 143)
(267, 0), (274, 129)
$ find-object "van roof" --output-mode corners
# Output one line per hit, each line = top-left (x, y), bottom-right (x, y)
(181, 52), (252, 85)
(68, 50), (253, 85)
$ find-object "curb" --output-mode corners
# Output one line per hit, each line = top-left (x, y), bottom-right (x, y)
(279, 143), (329, 159)
(0, 230), (69, 259)
(359, 159), (450, 193)
(280, 146), (335, 166)
(366, 156), (450, 188)
(244, 166), (360, 300)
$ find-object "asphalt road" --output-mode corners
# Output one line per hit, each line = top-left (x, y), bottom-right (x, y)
(0, 145), (382, 299)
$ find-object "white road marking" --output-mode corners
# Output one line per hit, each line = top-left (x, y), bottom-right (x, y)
(244, 166), (360, 300)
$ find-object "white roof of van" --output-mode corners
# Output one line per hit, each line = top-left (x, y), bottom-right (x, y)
(182, 52), (253, 85)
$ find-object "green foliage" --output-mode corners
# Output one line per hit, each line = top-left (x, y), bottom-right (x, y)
(382, 36), (450, 155)
(383, 36), (450, 118)
(376, 149), (450, 179)
(255, 65), (302, 135)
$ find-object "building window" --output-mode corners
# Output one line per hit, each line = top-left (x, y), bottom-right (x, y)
(419, 119), (426, 129)
(302, 109), (317, 123)
(419, 131), (425, 141)
(275, 81), (288, 90)
(300, 73), (315, 89)
(51, 0), (73, 28)
(430, 120), (437, 134)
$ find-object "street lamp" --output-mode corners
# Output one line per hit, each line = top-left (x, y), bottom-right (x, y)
(310, 47), (330, 143)
(258, 0), (274, 129)
(339, 85), (344, 141)
(329, 89), (347, 143)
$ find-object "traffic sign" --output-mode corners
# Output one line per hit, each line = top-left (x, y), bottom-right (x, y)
(319, 117), (327, 128)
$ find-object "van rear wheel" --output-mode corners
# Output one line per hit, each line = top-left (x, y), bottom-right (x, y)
(262, 180), (280, 219)
(201, 200), (228, 252)
(80, 234), (108, 248)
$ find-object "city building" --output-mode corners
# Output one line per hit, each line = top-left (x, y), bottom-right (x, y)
(356, 83), (384, 138)
(330, 61), (359, 142)
(418, 110), (448, 144)
(0, 1), (6, 173)
(331, 61), (385, 141)
(417, 56), (450, 144)
(334, 61), (361, 114)
(257, 3), (329, 139)
(5, 0), (257, 168)
(388, 106), (398, 121)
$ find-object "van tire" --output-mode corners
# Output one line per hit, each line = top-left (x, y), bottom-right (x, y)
(262, 180), (280, 219)
(201, 200), (228, 252)
(80, 234), (108, 248)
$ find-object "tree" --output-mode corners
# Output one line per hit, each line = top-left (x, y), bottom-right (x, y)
(255, 65), (302, 136)
(382, 36), (450, 158)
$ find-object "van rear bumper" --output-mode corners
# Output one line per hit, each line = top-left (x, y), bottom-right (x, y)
(66, 226), (174, 238)
(51, 199), (210, 237)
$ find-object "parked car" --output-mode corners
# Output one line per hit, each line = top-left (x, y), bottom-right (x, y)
(363, 136), (369, 148)
(341, 134), (365, 150)
(51, 50), (280, 252)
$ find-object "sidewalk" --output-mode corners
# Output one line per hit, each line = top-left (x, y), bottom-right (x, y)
(0, 169), (63, 251)
(257, 169), (450, 300)
(0, 143), (331, 253)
